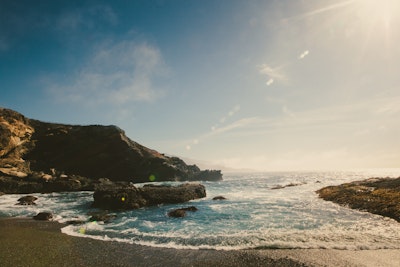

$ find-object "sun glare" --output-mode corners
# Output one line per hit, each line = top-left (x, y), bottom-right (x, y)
(353, 0), (400, 27)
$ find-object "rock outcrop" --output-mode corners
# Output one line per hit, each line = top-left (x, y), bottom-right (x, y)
(92, 183), (206, 210)
(317, 177), (400, 222)
(0, 107), (222, 193)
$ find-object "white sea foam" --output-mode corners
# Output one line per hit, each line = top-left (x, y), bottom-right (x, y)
(2, 170), (400, 250)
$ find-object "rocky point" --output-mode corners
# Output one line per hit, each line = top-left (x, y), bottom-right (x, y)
(0, 107), (222, 194)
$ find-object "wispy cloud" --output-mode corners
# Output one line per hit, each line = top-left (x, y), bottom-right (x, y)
(285, 0), (354, 21)
(258, 64), (286, 82)
(208, 117), (260, 137)
(47, 40), (167, 105)
(258, 63), (287, 88)
(186, 104), (243, 150)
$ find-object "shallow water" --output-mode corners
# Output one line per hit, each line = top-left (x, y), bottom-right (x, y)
(1, 169), (400, 250)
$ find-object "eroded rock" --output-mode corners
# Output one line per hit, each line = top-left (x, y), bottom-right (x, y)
(317, 177), (400, 222)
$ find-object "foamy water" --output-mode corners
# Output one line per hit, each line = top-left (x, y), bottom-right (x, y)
(1, 170), (400, 250)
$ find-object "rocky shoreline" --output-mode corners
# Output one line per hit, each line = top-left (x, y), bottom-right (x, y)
(317, 177), (400, 222)
(0, 107), (222, 191)
(2, 218), (400, 267)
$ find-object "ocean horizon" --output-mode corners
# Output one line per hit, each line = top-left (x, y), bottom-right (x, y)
(1, 169), (400, 251)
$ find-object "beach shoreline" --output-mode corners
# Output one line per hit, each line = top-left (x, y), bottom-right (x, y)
(1, 218), (400, 267)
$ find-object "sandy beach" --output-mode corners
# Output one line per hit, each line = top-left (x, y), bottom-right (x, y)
(1, 218), (399, 267)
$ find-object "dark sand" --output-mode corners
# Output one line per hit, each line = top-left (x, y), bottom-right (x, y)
(1, 218), (399, 267)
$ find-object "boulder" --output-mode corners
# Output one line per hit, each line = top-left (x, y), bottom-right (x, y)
(17, 195), (38, 205)
(140, 183), (206, 206)
(33, 212), (53, 221)
(168, 206), (198, 218)
(92, 183), (147, 210)
(168, 209), (186, 218)
(92, 183), (206, 210)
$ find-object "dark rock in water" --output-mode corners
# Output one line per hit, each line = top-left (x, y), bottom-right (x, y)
(33, 212), (53, 221)
(212, 196), (227, 200)
(0, 192), (4, 196)
(0, 107), (222, 194)
(17, 195), (38, 205)
(271, 182), (306, 190)
(168, 206), (198, 218)
(180, 206), (198, 212)
(92, 183), (206, 210)
(92, 183), (147, 210)
(317, 177), (400, 222)
(88, 212), (117, 223)
(168, 209), (187, 218)
(140, 183), (206, 206)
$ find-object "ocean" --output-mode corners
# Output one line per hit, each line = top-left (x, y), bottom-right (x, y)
(1, 170), (400, 250)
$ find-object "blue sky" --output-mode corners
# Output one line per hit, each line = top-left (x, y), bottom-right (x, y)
(1, 0), (400, 171)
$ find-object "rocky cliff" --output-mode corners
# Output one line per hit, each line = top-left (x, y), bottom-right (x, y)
(0, 108), (222, 192)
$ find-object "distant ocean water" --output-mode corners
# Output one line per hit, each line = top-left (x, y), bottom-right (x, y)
(1, 169), (400, 250)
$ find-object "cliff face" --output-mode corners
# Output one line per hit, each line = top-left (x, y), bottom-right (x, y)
(0, 108), (222, 185)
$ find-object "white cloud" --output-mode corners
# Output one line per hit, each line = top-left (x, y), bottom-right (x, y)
(266, 78), (274, 86)
(47, 41), (167, 105)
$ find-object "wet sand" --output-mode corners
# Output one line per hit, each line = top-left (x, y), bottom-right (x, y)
(0, 218), (399, 267)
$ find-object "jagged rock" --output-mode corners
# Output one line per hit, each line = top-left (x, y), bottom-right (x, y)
(33, 212), (53, 221)
(92, 183), (206, 210)
(168, 206), (198, 218)
(17, 195), (37, 205)
(212, 196), (227, 200)
(0, 107), (222, 194)
(317, 177), (400, 222)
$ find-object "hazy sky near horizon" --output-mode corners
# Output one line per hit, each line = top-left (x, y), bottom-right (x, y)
(1, 0), (400, 171)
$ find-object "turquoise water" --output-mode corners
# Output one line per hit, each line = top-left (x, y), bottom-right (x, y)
(1, 170), (400, 250)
